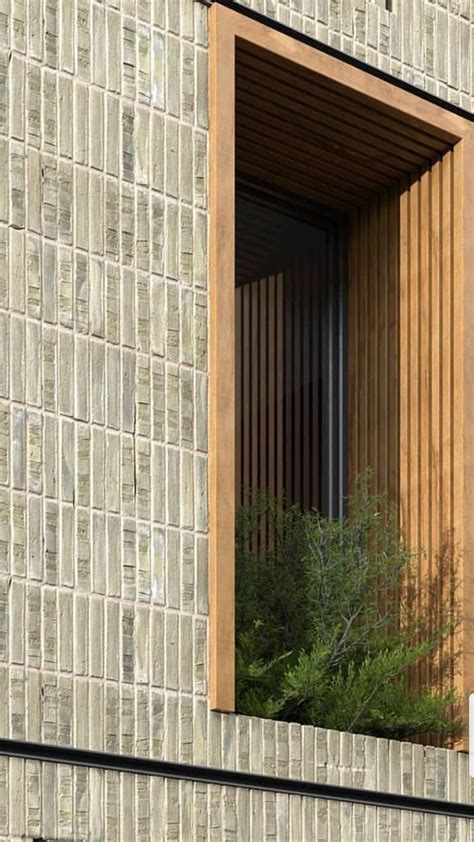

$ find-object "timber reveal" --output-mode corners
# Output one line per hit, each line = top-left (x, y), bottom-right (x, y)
(209, 2), (474, 740)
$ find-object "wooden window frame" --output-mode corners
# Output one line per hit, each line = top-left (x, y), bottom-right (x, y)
(209, 1), (474, 715)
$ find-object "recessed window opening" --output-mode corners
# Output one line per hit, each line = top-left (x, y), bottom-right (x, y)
(209, 5), (468, 725)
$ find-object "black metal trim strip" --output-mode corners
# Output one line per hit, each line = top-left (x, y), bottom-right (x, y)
(1, 739), (473, 819)
(210, 0), (474, 123)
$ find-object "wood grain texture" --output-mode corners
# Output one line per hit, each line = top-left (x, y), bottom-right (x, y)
(209, 5), (236, 712)
(348, 156), (466, 731)
(347, 186), (400, 503)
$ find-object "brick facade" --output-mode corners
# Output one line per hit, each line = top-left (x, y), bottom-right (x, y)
(0, 0), (473, 838)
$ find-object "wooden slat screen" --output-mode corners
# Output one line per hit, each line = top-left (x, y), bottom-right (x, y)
(348, 154), (462, 706)
(347, 185), (400, 501)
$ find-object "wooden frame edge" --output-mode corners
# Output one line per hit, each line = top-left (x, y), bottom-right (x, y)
(209, 3), (236, 711)
(461, 128), (474, 716)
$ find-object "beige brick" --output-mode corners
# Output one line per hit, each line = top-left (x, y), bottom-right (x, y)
(11, 405), (26, 489)
(44, 415), (59, 498)
(92, 509), (106, 594)
(27, 410), (42, 493)
(166, 527), (179, 609)
(122, 518), (136, 600)
(135, 109), (149, 187)
(105, 430), (120, 513)
(74, 334), (89, 421)
(137, 440), (151, 521)
(10, 314), (25, 400)
(26, 235), (41, 317)
(90, 172), (104, 255)
(42, 69), (57, 153)
(138, 23), (151, 104)
(60, 418), (75, 502)
(0, 139), (7, 223)
(42, 240), (57, 324)
(0, 227), (7, 312)
(42, 326), (57, 413)
(152, 524), (165, 604)
(151, 112), (164, 192)
(10, 142), (25, 229)
(106, 346), (120, 430)
(92, 5), (106, 88)
(0, 402), (8, 483)
(106, 17), (120, 97)
(9, 227), (25, 313)
(59, 76), (73, 157)
(136, 190), (150, 270)
(106, 95), (120, 177)
(27, 496), (42, 581)
(9, 54), (25, 140)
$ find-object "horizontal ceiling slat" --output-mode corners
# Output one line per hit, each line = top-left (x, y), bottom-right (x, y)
(236, 39), (458, 147)
(235, 41), (454, 209)
(236, 93), (412, 187)
(236, 133), (373, 202)
(236, 119), (386, 193)
(236, 104), (404, 192)
(237, 68), (441, 168)
(236, 73), (430, 172)
(238, 159), (350, 209)
(237, 45), (450, 158)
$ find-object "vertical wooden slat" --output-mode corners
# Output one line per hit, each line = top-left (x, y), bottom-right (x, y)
(251, 279), (259, 499)
(260, 276), (268, 496)
(460, 130), (474, 720)
(452, 143), (464, 709)
(377, 192), (387, 493)
(388, 185), (400, 508)
(311, 252), (320, 507)
(347, 211), (359, 484)
(409, 177), (421, 657)
(268, 276), (276, 503)
(242, 282), (251, 500)
(294, 263), (302, 505)
(235, 286), (242, 505)
(429, 159), (441, 689)
(399, 179), (410, 538)
(440, 152), (454, 692)
(359, 204), (369, 474)
(419, 167), (431, 689)
(348, 150), (465, 723)
(276, 273), (284, 500)
(302, 256), (311, 509)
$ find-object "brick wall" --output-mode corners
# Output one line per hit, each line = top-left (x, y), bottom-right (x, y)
(1, 722), (474, 837)
(0, 0), (473, 838)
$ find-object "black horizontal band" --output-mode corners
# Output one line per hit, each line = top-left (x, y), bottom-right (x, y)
(210, 0), (474, 123)
(1, 738), (473, 819)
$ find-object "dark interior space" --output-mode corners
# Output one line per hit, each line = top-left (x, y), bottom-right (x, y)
(235, 185), (346, 517)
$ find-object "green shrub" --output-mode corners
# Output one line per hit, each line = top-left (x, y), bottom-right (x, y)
(236, 473), (462, 742)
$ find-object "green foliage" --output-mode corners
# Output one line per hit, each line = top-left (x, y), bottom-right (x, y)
(236, 473), (462, 741)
